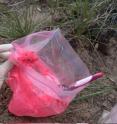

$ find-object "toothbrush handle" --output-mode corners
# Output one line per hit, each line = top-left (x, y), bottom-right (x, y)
(65, 72), (104, 91)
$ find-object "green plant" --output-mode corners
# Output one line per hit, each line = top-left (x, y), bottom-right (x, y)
(0, 6), (41, 39)
(48, 0), (98, 36)
(49, 0), (117, 39)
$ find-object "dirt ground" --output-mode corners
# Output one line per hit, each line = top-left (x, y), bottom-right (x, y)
(0, 35), (117, 123)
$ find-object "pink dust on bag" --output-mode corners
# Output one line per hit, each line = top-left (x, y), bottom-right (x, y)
(7, 29), (103, 117)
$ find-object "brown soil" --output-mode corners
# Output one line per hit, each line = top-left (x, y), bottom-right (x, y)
(0, 36), (117, 123)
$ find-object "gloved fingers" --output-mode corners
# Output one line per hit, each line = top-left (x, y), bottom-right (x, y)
(0, 44), (13, 52)
(0, 51), (11, 59)
(0, 60), (13, 89)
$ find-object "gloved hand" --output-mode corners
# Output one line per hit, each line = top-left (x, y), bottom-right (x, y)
(0, 44), (13, 89)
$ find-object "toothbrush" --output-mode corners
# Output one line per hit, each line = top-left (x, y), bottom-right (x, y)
(66, 72), (104, 91)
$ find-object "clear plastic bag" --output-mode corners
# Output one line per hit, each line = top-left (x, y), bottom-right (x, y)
(7, 29), (103, 117)
(99, 104), (117, 123)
